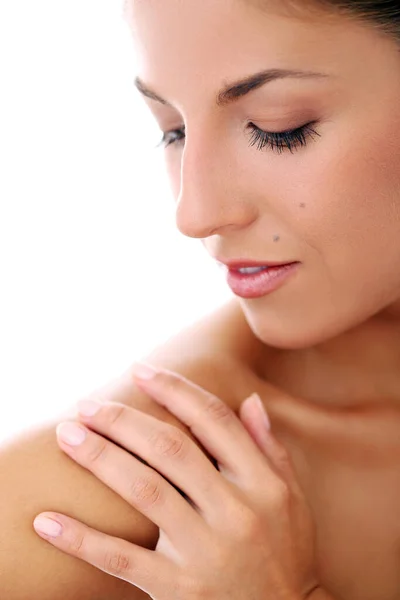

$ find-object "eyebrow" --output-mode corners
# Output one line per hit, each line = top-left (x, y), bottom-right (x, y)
(134, 68), (330, 108)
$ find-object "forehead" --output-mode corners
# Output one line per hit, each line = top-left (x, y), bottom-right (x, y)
(125, 0), (378, 112)
(127, 0), (333, 58)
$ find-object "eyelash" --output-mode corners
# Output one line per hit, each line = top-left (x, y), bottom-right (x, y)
(156, 121), (321, 154)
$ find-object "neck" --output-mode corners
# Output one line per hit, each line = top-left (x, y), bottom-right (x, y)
(256, 311), (400, 409)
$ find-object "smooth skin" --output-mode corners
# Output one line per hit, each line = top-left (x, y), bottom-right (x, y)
(122, 2), (400, 598)
(33, 364), (321, 600)
(0, 300), (273, 600)
(1, 0), (400, 598)
(131, 0), (400, 351)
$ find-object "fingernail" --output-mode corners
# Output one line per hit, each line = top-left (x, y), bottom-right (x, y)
(132, 362), (158, 380)
(56, 422), (88, 446)
(33, 515), (63, 538)
(77, 399), (102, 417)
(251, 393), (271, 431)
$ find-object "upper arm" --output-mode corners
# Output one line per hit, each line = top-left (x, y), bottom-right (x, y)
(0, 301), (253, 599)
(0, 418), (157, 599)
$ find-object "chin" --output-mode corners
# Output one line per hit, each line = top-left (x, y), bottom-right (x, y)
(239, 301), (362, 351)
(235, 270), (397, 350)
(250, 324), (330, 351)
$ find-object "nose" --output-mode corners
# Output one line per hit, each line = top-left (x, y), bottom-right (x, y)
(174, 126), (257, 239)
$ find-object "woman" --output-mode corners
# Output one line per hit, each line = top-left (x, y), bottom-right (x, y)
(2, 1), (399, 599)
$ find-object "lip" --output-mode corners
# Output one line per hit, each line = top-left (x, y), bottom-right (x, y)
(215, 257), (297, 270)
(224, 262), (300, 299)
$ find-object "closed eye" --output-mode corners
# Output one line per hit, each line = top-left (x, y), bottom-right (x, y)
(156, 121), (321, 154)
(247, 121), (321, 154)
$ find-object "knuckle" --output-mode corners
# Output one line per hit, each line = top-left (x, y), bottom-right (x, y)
(103, 549), (132, 577)
(272, 443), (296, 478)
(233, 506), (262, 540)
(69, 530), (86, 556)
(202, 393), (233, 423)
(270, 480), (291, 509)
(86, 437), (108, 464)
(159, 371), (186, 394)
(149, 427), (188, 460)
(104, 402), (126, 427)
(177, 571), (210, 598)
(127, 474), (163, 508)
(275, 451), (293, 477)
(208, 541), (231, 570)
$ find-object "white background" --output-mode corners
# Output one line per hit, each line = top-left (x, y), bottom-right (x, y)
(0, 0), (232, 444)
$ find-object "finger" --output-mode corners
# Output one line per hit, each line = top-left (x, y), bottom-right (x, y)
(74, 400), (234, 520)
(33, 511), (173, 598)
(55, 419), (210, 551)
(129, 363), (283, 490)
(240, 395), (306, 501)
(239, 393), (271, 452)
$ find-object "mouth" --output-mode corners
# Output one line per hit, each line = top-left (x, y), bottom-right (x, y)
(216, 258), (299, 271)
(216, 259), (301, 299)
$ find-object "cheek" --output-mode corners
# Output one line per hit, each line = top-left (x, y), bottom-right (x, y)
(286, 120), (400, 282)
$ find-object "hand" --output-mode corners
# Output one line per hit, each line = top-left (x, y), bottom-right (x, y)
(33, 363), (321, 600)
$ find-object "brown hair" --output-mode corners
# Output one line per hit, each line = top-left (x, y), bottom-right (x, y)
(124, 1), (400, 45)
(254, 1), (400, 42)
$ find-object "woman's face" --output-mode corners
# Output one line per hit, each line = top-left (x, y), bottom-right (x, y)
(127, 0), (400, 349)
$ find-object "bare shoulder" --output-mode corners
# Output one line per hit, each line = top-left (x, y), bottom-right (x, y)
(143, 297), (264, 401)
(66, 298), (265, 451)
(0, 299), (261, 600)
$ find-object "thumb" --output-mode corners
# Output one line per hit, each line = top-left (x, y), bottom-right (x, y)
(239, 393), (271, 451)
(240, 393), (304, 498)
